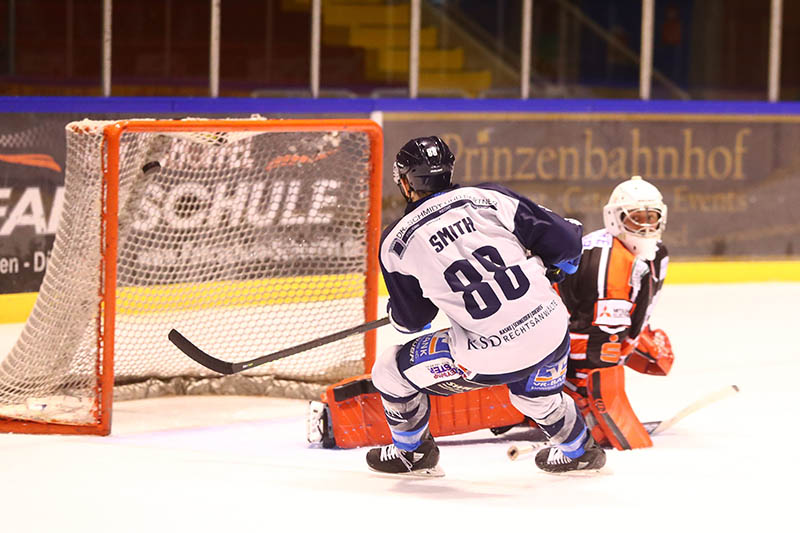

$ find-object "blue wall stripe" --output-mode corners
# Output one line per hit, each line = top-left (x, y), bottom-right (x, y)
(2, 96), (800, 115)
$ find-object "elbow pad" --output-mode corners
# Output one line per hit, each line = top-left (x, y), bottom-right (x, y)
(387, 301), (431, 334)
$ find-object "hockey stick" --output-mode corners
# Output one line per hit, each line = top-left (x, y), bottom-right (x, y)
(506, 440), (549, 460)
(168, 316), (390, 375)
(506, 384), (740, 461)
(648, 384), (739, 435)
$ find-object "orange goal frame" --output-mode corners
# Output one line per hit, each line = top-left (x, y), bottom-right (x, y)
(0, 118), (383, 435)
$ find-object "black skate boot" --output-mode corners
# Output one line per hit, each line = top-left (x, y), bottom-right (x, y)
(366, 433), (444, 477)
(535, 436), (606, 474)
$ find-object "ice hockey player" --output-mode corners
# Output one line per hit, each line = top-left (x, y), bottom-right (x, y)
(555, 175), (673, 450)
(362, 136), (605, 476)
(307, 175), (673, 455)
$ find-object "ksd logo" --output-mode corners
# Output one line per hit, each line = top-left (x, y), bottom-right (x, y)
(466, 335), (502, 350)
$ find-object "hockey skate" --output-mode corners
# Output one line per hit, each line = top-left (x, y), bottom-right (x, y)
(306, 401), (336, 448)
(366, 433), (444, 477)
(535, 436), (606, 474)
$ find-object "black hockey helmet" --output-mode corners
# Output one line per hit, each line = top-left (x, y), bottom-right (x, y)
(393, 136), (455, 200)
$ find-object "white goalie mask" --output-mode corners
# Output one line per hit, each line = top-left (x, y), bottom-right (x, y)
(603, 176), (667, 261)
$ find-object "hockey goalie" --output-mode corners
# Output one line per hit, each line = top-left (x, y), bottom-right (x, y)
(308, 175), (674, 453)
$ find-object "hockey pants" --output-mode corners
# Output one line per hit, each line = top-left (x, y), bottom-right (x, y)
(371, 329), (590, 458)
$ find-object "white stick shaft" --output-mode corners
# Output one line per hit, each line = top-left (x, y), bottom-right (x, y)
(650, 384), (739, 435)
(506, 384), (740, 460)
(507, 442), (545, 461)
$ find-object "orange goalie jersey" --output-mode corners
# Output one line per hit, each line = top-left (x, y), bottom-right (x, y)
(555, 228), (671, 449)
(556, 229), (668, 371)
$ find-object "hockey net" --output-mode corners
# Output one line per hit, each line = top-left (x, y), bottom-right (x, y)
(0, 118), (383, 435)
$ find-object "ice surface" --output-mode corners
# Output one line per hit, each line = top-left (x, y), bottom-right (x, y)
(1, 283), (798, 533)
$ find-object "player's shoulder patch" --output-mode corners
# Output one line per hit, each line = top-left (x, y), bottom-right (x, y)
(593, 298), (634, 327)
(582, 229), (613, 250)
(380, 217), (407, 261)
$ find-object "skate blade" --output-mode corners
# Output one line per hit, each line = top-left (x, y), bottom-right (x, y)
(369, 465), (446, 478)
(406, 465), (445, 478)
(541, 467), (612, 477)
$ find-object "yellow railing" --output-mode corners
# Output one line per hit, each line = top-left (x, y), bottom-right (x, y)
(0, 274), (366, 323)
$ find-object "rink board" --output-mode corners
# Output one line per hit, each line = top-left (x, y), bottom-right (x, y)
(2, 261), (798, 323)
(1, 273), (366, 323)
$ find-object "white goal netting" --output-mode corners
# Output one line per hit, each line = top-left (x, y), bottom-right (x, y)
(0, 118), (381, 429)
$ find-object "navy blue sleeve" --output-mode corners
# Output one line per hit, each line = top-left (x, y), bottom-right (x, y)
(477, 183), (583, 268)
(379, 226), (439, 332)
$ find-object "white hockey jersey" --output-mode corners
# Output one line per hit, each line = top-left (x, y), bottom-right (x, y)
(379, 184), (582, 375)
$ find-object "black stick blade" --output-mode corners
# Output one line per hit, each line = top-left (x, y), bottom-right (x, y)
(168, 329), (236, 375)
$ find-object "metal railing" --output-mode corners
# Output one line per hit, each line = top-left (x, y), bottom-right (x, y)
(30, 0), (789, 101)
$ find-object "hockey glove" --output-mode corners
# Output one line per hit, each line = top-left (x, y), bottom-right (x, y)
(545, 267), (566, 284)
(546, 256), (581, 284)
(625, 327), (674, 376)
(554, 256), (581, 275)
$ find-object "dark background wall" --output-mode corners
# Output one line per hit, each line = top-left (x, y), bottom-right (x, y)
(2, 0), (798, 100)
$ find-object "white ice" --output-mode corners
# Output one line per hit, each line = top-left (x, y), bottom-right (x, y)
(1, 283), (798, 533)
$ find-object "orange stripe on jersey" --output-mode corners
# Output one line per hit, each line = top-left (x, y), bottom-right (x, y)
(605, 238), (636, 300)
(428, 336), (438, 354)
(570, 334), (588, 359)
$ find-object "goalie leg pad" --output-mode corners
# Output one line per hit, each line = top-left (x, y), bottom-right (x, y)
(585, 365), (652, 450)
(428, 386), (525, 438)
(563, 384), (607, 447)
(314, 375), (526, 448)
(319, 374), (394, 449)
(316, 334), (531, 449)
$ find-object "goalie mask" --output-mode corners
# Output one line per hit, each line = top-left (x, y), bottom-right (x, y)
(393, 136), (455, 202)
(603, 176), (667, 261)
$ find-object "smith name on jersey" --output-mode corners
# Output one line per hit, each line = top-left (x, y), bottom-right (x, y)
(379, 183), (582, 376)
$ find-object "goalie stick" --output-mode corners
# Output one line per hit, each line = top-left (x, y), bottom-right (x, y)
(169, 316), (390, 375)
(506, 384), (740, 461)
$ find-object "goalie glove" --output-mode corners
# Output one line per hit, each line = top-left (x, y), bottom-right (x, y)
(625, 327), (674, 376)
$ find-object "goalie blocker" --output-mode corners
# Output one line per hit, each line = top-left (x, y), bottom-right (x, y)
(308, 327), (674, 450)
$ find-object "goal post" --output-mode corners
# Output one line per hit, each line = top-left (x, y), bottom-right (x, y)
(0, 117), (383, 435)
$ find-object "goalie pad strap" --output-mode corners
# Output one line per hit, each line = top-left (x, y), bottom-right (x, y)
(322, 375), (525, 448)
(585, 365), (652, 450)
(331, 375), (379, 402)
